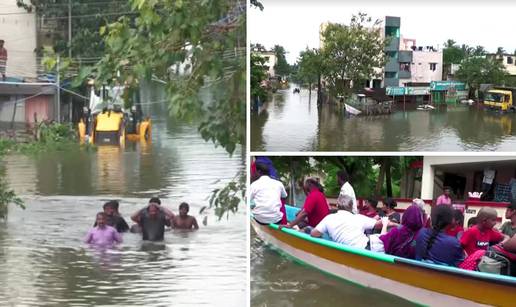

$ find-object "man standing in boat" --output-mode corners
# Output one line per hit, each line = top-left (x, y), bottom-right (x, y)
(250, 162), (287, 225)
(337, 169), (358, 214)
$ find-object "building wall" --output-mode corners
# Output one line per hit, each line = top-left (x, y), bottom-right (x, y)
(0, 96), (26, 122)
(0, 1), (37, 79)
(421, 156), (516, 199)
(410, 51), (443, 83)
(255, 51), (276, 77)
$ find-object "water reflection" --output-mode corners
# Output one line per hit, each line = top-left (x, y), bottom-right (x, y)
(251, 85), (516, 151)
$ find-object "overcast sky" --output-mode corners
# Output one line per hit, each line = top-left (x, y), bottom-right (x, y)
(250, 0), (516, 64)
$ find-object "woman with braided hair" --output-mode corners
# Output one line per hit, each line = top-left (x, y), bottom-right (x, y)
(415, 205), (464, 266)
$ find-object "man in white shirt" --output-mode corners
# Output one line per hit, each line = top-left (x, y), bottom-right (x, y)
(311, 195), (396, 249)
(337, 169), (357, 214)
(250, 162), (287, 224)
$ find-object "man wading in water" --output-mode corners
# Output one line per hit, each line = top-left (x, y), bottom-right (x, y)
(85, 212), (123, 247)
(131, 198), (175, 241)
(172, 202), (199, 230)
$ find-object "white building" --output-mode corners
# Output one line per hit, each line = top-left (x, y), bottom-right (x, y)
(486, 53), (516, 77)
(398, 38), (443, 86)
(254, 50), (277, 78)
(0, 1), (38, 80)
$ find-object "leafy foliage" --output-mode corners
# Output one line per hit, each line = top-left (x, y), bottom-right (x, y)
(209, 170), (245, 219)
(456, 57), (508, 98)
(0, 179), (25, 220)
(443, 39), (487, 65)
(250, 53), (267, 101)
(321, 13), (386, 98)
(273, 45), (291, 77)
(296, 48), (324, 97)
(88, 0), (245, 155)
(267, 156), (422, 199)
(17, 0), (132, 58)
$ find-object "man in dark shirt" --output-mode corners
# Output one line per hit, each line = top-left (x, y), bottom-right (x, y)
(94, 200), (129, 233)
(131, 198), (175, 241)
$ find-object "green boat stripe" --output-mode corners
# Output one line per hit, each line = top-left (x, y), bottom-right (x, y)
(268, 223), (395, 263)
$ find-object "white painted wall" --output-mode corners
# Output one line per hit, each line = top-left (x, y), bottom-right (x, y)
(411, 51), (443, 83)
(0, 1), (37, 79)
(255, 51), (277, 77)
(421, 156), (516, 199)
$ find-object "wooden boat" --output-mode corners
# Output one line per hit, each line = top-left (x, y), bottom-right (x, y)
(344, 103), (362, 116)
(252, 205), (516, 306)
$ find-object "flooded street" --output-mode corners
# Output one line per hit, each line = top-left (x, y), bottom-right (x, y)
(251, 85), (516, 152)
(0, 84), (246, 306)
(251, 230), (415, 307)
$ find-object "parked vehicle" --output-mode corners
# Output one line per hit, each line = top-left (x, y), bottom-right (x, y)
(483, 87), (516, 112)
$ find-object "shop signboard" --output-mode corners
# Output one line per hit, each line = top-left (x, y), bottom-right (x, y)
(430, 81), (466, 91)
(386, 86), (406, 96)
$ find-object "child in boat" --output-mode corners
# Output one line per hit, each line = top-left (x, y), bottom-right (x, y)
(360, 198), (379, 219)
(445, 209), (464, 239)
(380, 198), (400, 224)
(172, 202), (199, 230)
(85, 212), (123, 246)
(460, 208), (508, 256)
(380, 204), (424, 259)
(500, 201), (516, 237)
(415, 205), (464, 266)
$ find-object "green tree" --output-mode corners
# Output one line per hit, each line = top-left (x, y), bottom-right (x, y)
(321, 13), (386, 99)
(443, 39), (464, 65)
(273, 45), (291, 77)
(85, 0), (245, 218)
(17, 0), (131, 58)
(456, 57), (508, 99)
(250, 53), (267, 103)
(297, 48), (326, 101)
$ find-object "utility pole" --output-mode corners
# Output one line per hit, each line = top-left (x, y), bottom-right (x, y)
(68, 0), (72, 58)
(56, 55), (61, 123)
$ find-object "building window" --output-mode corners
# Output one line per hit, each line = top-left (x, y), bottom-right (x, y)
(400, 63), (410, 71)
(429, 63), (437, 71)
(385, 72), (397, 78)
(508, 57), (513, 64)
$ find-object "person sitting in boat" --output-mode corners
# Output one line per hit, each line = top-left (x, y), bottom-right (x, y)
(85, 212), (123, 247)
(380, 204), (424, 259)
(460, 208), (508, 256)
(415, 205), (464, 266)
(359, 198), (379, 219)
(337, 169), (357, 214)
(412, 198), (431, 228)
(172, 202), (199, 230)
(310, 195), (396, 250)
(280, 178), (329, 233)
(131, 198), (175, 241)
(500, 201), (516, 237)
(445, 209), (465, 239)
(379, 198), (400, 224)
(93, 200), (129, 233)
(250, 162), (287, 225)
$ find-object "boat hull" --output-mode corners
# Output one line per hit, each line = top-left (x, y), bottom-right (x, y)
(252, 217), (516, 306)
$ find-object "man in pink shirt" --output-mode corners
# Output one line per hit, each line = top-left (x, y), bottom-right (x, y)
(436, 186), (452, 206)
(85, 212), (123, 247)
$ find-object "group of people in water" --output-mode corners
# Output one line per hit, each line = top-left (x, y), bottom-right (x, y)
(251, 161), (516, 277)
(85, 197), (199, 247)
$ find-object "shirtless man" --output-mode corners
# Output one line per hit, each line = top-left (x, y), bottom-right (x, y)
(172, 202), (199, 230)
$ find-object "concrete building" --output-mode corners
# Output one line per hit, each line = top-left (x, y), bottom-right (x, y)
(0, 1), (38, 80)
(486, 53), (516, 84)
(252, 46), (277, 78)
(0, 82), (56, 124)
